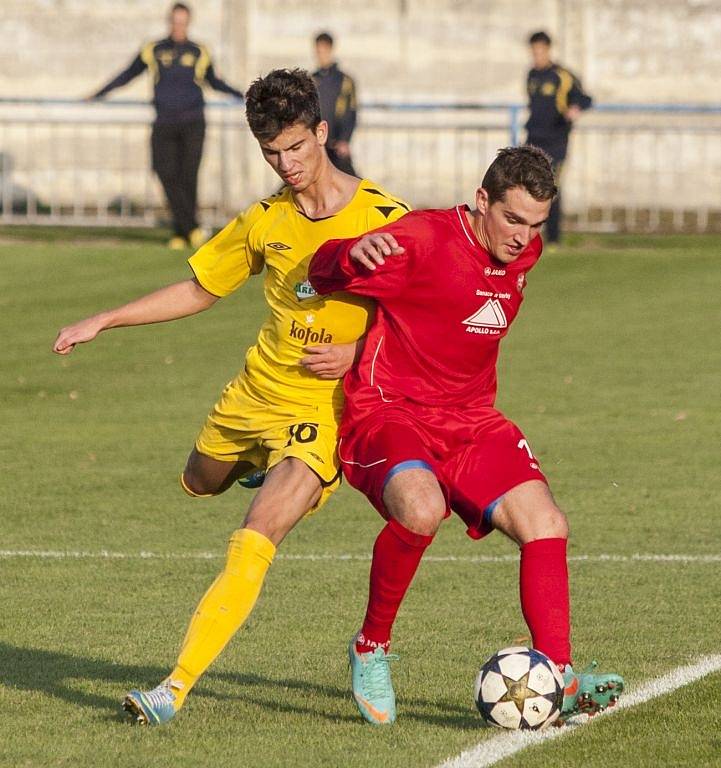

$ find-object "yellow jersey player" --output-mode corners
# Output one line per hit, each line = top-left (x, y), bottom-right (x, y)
(52, 68), (409, 725)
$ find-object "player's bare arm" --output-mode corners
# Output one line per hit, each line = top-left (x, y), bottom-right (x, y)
(52, 278), (218, 355)
(349, 233), (405, 271)
(564, 104), (582, 122)
(300, 338), (364, 380)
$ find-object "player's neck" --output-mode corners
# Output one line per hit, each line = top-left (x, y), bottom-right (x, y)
(292, 160), (360, 219)
(466, 208), (493, 254)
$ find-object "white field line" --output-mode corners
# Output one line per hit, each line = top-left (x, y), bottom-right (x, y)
(436, 654), (721, 768)
(0, 549), (720, 564)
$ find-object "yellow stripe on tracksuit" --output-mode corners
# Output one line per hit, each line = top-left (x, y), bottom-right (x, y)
(140, 41), (158, 83)
(194, 45), (211, 86)
(554, 67), (574, 115)
(335, 75), (356, 120)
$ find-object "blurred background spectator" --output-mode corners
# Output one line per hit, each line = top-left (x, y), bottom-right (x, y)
(312, 32), (358, 177)
(90, 2), (243, 249)
(1, 1), (718, 237)
(525, 30), (592, 246)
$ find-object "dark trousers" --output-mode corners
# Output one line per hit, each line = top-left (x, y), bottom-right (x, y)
(527, 138), (566, 244)
(327, 146), (358, 177)
(546, 158), (564, 244)
(151, 120), (205, 238)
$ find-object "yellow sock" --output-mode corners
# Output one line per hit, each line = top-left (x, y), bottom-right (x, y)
(167, 528), (275, 708)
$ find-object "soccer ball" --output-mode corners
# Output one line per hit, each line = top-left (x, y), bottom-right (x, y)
(474, 646), (564, 730)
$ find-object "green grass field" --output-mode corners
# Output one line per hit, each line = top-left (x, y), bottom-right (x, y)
(1, 230), (720, 767)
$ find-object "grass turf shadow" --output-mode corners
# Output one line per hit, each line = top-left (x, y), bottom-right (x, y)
(0, 642), (480, 728)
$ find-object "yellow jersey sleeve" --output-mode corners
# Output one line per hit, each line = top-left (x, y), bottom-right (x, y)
(362, 187), (412, 231)
(374, 199), (411, 227)
(188, 202), (266, 297)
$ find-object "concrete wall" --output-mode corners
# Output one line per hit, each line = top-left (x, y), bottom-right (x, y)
(0, 0), (718, 104)
(1, 1), (719, 230)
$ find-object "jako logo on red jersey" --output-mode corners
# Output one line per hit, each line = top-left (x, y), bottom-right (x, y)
(484, 266), (506, 276)
(289, 319), (333, 345)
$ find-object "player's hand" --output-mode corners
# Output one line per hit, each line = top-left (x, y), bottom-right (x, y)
(564, 105), (582, 122)
(52, 316), (105, 355)
(349, 233), (405, 271)
(334, 140), (351, 158)
(300, 342), (356, 380)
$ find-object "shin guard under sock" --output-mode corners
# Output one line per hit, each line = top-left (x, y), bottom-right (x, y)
(356, 518), (434, 653)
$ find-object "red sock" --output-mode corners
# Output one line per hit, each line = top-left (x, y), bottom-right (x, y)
(356, 518), (434, 654)
(519, 537), (572, 668)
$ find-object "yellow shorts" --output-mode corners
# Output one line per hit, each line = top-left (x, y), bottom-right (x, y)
(194, 373), (341, 514)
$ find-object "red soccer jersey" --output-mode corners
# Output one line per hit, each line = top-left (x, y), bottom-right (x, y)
(309, 205), (542, 426)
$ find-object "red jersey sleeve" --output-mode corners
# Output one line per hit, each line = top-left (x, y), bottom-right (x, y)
(309, 215), (420, 299)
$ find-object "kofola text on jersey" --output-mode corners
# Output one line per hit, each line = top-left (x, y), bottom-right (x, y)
(289, 319), (333, 345)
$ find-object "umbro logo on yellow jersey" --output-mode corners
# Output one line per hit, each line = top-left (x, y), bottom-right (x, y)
(268, 241), (291, 250)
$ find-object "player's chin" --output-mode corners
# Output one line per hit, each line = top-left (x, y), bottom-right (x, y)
(501, 245), (523, 262)
(282, 171), (305, 189)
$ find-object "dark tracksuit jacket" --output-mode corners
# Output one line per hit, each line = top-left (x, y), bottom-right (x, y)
(313, 63), (358, 175)
(93, 37), (243, 237)
(525, 63), (592, 161)
(93, 37), (243, 124)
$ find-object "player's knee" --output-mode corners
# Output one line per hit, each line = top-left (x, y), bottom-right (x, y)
(543, 505), (569, 538)
(383, 466), (446, 536)
(392, 491), (446, 536)
(179, 470), (219, 498)
(493, 496), (568, 544)
(527, 505), (569, 542)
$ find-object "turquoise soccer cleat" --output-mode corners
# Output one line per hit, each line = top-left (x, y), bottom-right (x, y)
(122, 680), (180, 725)
(237, 468), (266, 489)
(560, 661), (624, 721)
(348, 638), (398, 725)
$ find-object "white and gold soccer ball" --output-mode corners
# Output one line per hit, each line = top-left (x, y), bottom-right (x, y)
(474, 646), (565, 730)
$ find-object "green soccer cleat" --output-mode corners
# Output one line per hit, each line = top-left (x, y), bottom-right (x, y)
(348, 638), (398, 725)
(122, 679), (181, 725)
(560, 661), (624, 721)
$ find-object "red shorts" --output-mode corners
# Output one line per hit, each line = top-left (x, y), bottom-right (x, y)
(338, 403), (547, 539)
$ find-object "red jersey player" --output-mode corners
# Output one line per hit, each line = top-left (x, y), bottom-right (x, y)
(309, 146), (623, 725)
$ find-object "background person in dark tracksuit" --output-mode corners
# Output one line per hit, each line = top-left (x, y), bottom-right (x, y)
(312, 32), (358, 177)
(525, 30), (592, 245)
(90, 2), (243, 249)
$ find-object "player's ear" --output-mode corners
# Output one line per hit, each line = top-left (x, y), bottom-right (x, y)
(476, 187), (490, 215)
(315, 120), (329, 147)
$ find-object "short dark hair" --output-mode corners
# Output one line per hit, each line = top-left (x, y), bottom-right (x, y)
(245, 69), (321, 143)
(529, 30), (552, 46)
(171, 2), (191, 14)
(315, 32), (334, 46)
(482, 146), (557, 205)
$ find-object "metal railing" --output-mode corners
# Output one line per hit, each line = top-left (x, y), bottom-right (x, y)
(1, 98), (719, 232)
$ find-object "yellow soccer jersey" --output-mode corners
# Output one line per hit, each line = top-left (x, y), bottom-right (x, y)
(188, 179), (409, 416)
